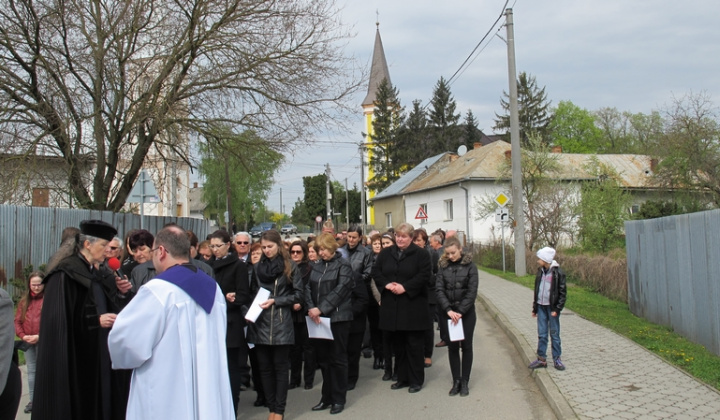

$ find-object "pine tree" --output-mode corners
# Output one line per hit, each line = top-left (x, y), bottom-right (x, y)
(464, 110), (483, 148)
(428, 77), (461, 154)
(493, 72), (553, 147)
(395, 99), (429, 169)
(368, 78), (405, 194)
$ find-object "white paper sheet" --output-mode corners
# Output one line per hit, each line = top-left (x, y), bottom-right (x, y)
(306, 316), (334, 340)
(448, 318), (465, 342)
(245, 287), (271, 323)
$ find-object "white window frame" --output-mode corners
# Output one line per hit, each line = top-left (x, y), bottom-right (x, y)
(385, 212), (393, 229)
(444, 199), (453, 221)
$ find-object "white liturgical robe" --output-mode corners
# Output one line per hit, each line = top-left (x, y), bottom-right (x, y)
(108, 277), (234, 420)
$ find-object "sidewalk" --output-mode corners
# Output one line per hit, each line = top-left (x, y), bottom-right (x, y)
(477, 269), (720, 420)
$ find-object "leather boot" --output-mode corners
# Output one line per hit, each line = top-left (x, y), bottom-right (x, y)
(448, 380), (461, 396)
(459, 380), (469, 397)
(373, 357), (384, 370)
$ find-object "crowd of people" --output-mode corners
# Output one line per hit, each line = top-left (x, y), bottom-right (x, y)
(0, 217), (567, 419)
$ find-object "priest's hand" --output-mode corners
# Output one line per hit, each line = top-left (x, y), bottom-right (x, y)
(100, 313), (117, 328)
(308, 307), (322, 324)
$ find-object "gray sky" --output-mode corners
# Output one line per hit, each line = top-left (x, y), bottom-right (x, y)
(264, 0), (720, 215)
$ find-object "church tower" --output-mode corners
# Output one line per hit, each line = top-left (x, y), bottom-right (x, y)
(362, 22), (391, 227)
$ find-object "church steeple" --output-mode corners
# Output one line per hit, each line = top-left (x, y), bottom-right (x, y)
(362, 23), (391, 108)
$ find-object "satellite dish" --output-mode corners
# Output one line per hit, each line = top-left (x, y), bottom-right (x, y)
(457, 145), (468, 156)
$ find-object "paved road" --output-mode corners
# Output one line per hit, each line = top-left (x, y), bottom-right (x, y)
(15, 300), (555, 420)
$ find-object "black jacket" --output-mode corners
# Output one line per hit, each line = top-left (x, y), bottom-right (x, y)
(304, 252), (354, 323)
(292, 261), (313, 323)
(435, 252), (478, 315)
(248, 257), (303, 346)
(372, 243), (431, 331)
(212, 253), (251, 348)
(532, 264), (567, 314)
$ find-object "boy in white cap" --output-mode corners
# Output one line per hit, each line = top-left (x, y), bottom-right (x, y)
(528, 247), (567, 370)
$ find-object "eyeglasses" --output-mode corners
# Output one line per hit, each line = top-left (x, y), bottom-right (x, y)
(236, 241), (249, 245)
(209, 244), (227, 249)
(109, 246), (119, 250)
(151, 247), (161, 253)
(290, 250), (303, 255)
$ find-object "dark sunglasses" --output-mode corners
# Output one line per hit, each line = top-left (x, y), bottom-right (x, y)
(290, 250), (303, 254)
(236, 241), (249, 245)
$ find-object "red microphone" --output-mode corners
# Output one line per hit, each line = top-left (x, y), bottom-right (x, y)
(108, 257), (121, 272)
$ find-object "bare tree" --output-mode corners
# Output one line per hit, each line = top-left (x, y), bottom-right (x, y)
(0, 0), (361, 210)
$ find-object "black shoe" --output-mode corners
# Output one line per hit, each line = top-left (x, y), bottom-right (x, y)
(373, 358), (384, 370)
(362, 348), (373, 358)
(460, 380), (469, 397)
(391, 381), (409, 390)
(408, 385), (422, 393)
(330, 404), (345, 414)
(382, 371), (392, 381)
(304, 383), (313, 390)
(253, 397), (266, 407)
(392, 374), (398, 382)
(312, 401), (331, 411)
(288, 382), (299, 390)
(347, 382), (356, 390)
(448, 380), (461, 396)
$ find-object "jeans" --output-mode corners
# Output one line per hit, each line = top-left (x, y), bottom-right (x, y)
(25, 345), (37, 401)
(536, 305), (561, 360)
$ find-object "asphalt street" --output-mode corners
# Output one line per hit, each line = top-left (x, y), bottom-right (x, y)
(14, 300), (555, 420)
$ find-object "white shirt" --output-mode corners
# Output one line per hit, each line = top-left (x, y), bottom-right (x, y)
(108, 278), (234, 420)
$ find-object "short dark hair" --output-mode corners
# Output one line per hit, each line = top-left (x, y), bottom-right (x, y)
(209, 229), (232, 244)
(347, 224), (363, 236)
(129, 229), (154, 251)
(155, 226), (190, 259)
(186, 230), (199, 248)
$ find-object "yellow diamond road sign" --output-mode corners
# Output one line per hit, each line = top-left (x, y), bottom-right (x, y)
(494, 192), (509, 207)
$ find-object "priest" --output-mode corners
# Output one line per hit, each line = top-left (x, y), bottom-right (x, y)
(108, 225), (234, 420)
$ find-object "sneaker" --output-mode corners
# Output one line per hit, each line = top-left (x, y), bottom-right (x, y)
(528, 359), (547, 369)
(554, 358), (566, 371)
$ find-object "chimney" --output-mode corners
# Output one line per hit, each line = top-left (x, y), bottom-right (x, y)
(473, 142), (482, 149)
(450, 154), (459, 162)
(504, 150), (511, 161)
(193, 182), (198, 188)
(551, 145), (563, 153)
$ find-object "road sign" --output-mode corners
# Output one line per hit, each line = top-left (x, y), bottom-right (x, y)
(415, 207), (428, 220)
(494, 192), (510, 207)
(315, 215), (322, 223)
(127, 170), (161, 203)
(495, 207), (509, 222)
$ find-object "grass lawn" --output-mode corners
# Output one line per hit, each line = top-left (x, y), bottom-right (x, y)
(482, 267), (720, 391)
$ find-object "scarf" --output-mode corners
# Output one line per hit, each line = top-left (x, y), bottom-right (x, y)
(256, 255), (285, 284)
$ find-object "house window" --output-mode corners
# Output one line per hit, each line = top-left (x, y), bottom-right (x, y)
(385, 212), (392, 228)
(176, 203), (183, 217)
(444, 199), (453, 221)
(630, 205), (639, 214)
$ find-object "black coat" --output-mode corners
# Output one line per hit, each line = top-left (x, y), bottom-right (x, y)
(33, 254), (120, 420)
(304, 252), (354, 323)
(248, 257), (303, 346)
(212, 253), (251, 348)
(532, 265), (567, 314)
(435, 252), (479, 315)
(292, 261), (313, 323)
(372, 243), (431, 331)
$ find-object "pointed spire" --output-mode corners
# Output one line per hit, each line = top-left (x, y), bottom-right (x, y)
(362, 23), (391, 108)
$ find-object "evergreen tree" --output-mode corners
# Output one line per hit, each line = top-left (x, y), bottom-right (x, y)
(464, 109), (483, 148)
(368, 78), (404, 194)
(493, 72), (553, 147)
(396, 99), (429, 169)
(302, 173), (332, 221)
(428, 77), (461, 154)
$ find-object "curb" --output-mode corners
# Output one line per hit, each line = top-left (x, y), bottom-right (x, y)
(477, 292), (578, 420)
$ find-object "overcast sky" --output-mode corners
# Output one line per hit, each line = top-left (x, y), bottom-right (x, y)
(261, 0), (720, 215)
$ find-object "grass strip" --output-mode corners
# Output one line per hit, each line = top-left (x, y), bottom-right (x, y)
(482, 267), (720, 391)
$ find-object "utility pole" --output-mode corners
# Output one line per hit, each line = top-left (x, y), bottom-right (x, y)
(345, 178), (349, 231)
(279, 187), (283, 216)
(359, 143), (367, 235)
(325, 164), (332, 225)
(505, 8), (527, 275)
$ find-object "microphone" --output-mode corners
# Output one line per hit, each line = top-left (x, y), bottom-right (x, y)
(108, 257), (121, 273)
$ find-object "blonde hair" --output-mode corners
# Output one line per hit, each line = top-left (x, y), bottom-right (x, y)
(315, 233), (339, 254)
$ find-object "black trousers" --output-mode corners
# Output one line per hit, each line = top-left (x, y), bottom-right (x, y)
(438, 305), (449, 343)
(424, 303), (436, 358)
(255, 344), (292, 415)
(366, 304), (383, 359)
(226, 346), (246, 414)
(347, 313), (367, 386)
(393, 330), (425, 387)
(290, 321), (316, 386)
(0, 361), (21, 420)
(447, 310), (477, 381)
(313, 321), (350, 405)
(248, 347), (265, 400)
